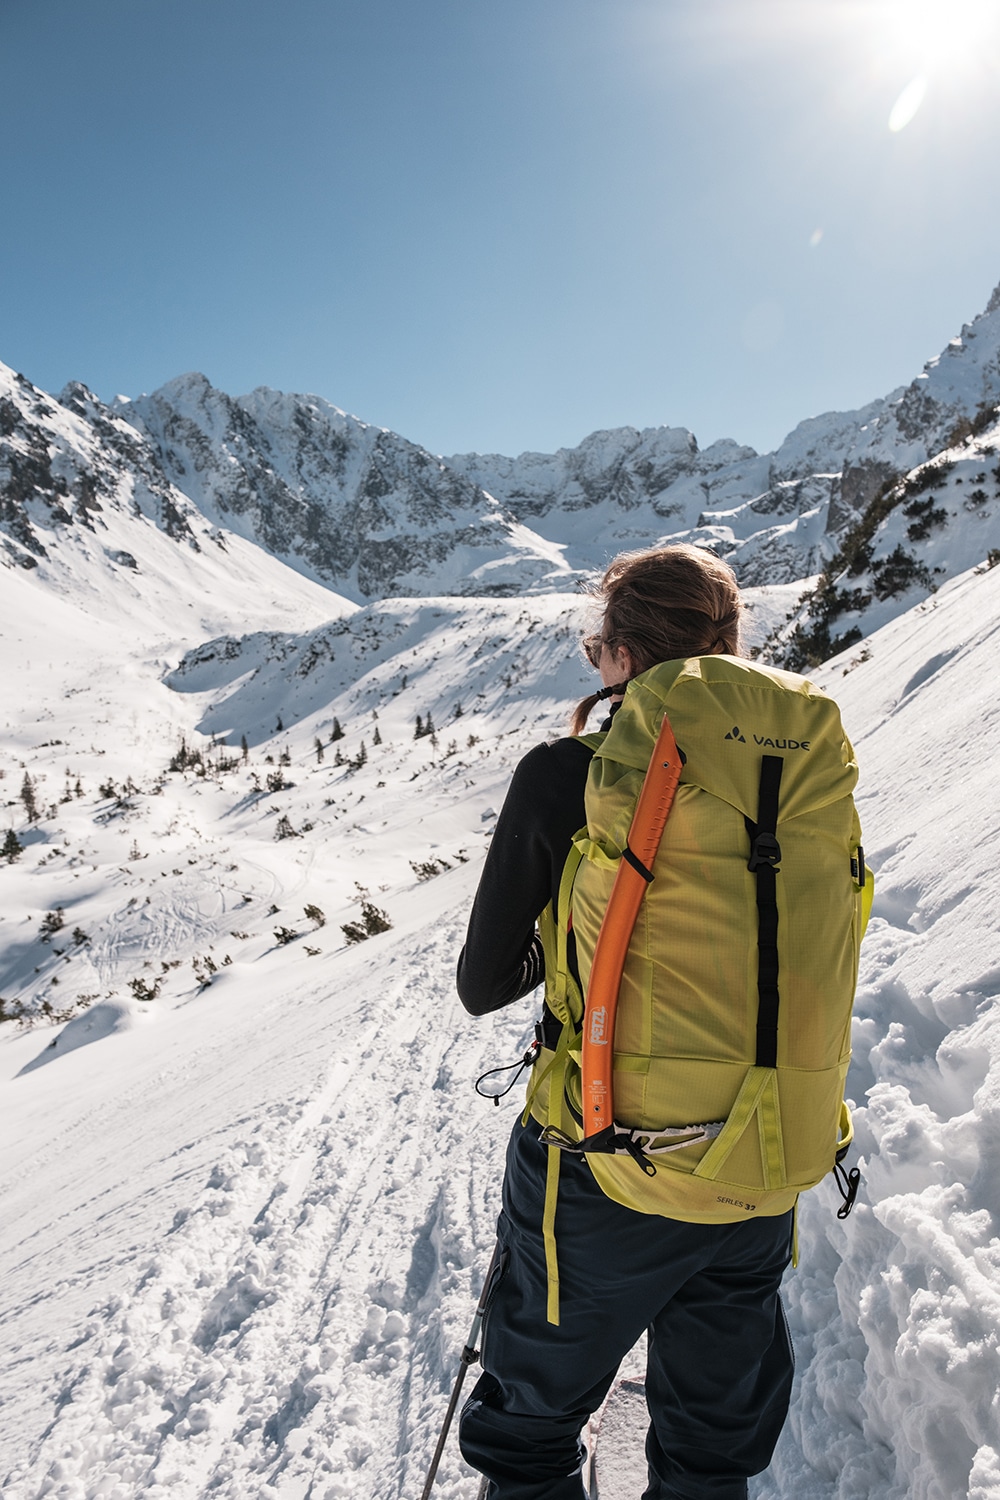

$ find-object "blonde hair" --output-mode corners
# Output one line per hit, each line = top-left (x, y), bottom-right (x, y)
(571, 544), (745, 734)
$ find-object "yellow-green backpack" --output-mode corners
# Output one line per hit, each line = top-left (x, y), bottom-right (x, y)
(525, 655), (873, 1322)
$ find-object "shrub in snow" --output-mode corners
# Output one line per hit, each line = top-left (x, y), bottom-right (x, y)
(410, 858), (452, 881)
(871, 546), (936, 601)
(266, 770), (291, 794)
(341, 898), (392, 945)
(192, 954), (217, 988)
(168, 739), (204, 774)
(903, 495), (949, 541)
(274, 814), (297, 839)
(39, 908), (65, 941)
(274, 925), (299, 945)
(304, 904), (326, 927)
(129, 976), (161, 1002)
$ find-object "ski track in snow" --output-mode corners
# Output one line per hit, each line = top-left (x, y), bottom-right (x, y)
(3, 893), (529, 1500)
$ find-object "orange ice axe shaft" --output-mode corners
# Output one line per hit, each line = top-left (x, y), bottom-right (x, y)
(581, 713), (683, 1137)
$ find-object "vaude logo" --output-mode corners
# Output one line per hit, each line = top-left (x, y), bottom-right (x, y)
(753, 735), (810, 751)
(723, 725), (811, 751)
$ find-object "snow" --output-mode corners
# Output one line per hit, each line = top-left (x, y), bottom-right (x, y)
(755, 559), (1000, 1500)
(5, 289), (1000, 1495)
(3, 535), (1000, 1497)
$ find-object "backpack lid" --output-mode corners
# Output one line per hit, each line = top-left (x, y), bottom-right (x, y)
(590, 654), (858, 828)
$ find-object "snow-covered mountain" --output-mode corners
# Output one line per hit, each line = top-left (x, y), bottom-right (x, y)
(125, 375), (573, 598)
(5, 279), (1000, 610)
(448, 282), (1000, 590)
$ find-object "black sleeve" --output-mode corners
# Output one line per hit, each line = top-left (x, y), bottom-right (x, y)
(456, 738), (593, 1017)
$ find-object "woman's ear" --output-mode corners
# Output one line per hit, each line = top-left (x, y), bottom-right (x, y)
(611, 644), (634, 680)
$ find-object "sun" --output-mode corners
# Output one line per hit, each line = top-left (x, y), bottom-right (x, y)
(878, 0), (1000, 71)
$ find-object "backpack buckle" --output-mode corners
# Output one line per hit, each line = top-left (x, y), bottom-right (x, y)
(747, 831), (781, 872)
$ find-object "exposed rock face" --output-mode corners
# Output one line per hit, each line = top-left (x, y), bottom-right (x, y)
(124, 377), (571, 599)
(447, 281), (1000, 583)
(3, 278), (1000, 614)
(0, 368), (204, 574)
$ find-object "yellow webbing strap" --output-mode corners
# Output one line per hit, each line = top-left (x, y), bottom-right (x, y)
(554, 839), (585, 1024)
(533, 763), (601, 1328)
(541, 1030), (572, 1325)
(692, 1066), (787, 1190)
(756, 1071), (786, 1190)
(792, 1197), (800, 1268)
(536, 832), (593, 1327)
(521, 1045), (560, 1125)
(860, 866), (875, 937)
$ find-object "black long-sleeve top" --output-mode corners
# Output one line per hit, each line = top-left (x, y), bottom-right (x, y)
(456, 736), (596, 1016)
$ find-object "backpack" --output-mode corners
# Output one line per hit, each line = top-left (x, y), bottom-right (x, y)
(525, 655), (873, 1323)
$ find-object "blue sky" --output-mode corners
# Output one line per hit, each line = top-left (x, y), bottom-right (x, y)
(2, 0), (1000, 457)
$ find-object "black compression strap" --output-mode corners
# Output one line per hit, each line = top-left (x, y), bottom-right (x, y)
(622, 844), (655, 883)
(747, 755), (784, 1069)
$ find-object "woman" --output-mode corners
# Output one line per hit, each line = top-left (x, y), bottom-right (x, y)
(456, 545), (795, 1500)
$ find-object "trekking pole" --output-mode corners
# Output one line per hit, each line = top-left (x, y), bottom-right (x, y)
(419, 1243), (500, 1500)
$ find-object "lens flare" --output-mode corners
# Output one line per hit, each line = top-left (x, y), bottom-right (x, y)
(888, 75), (927, 131)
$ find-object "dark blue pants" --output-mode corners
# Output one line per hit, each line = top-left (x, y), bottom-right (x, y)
(459, 1118), (794, 1500)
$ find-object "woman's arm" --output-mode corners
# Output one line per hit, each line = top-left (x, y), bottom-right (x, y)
(456, 739), (592, 1017)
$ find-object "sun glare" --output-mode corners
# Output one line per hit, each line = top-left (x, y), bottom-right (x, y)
(880, 0), (1000, 70)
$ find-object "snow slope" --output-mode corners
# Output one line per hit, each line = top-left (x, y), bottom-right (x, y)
(759, 558), (1000, 1500)
(3, 529), (1000, 1498)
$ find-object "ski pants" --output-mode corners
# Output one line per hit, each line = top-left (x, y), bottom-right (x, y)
(459, 1117), (794, 1500)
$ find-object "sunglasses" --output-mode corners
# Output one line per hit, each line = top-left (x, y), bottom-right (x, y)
(582, 634), (604, 670)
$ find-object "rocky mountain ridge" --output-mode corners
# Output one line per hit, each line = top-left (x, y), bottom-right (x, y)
(2, 279), (1000, 654)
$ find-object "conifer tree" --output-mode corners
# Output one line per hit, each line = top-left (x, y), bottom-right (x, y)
(414, 714), (423, 738)
(20, 772), (38, 822)
(330, 717), (344, 742)
(373, 725), (382, 746)
(2, 829), (22, 863)
(240, 734), (249, 762)
(314, 736), (325, 763)
(275, 714), (284, 733)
